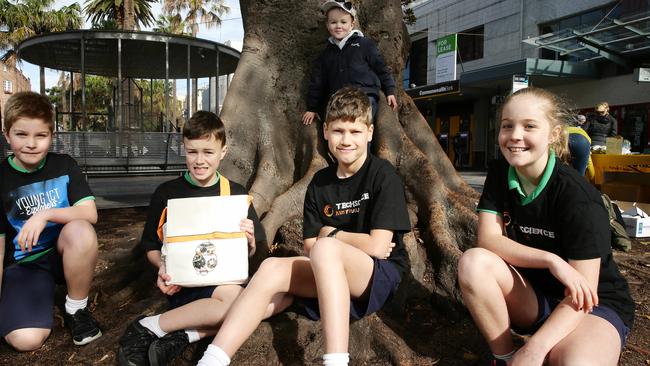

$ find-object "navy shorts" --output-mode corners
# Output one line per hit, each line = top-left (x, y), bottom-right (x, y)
(299, 258), (401, 321)
(512, 287), (630, 349)
(0, 249), (65, 337)
(167, 285), (218, 309)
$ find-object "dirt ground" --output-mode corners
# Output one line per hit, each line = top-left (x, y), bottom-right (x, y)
(0, 207), (648, 365)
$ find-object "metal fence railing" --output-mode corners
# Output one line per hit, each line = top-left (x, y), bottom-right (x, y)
(1, 132), (187, 175)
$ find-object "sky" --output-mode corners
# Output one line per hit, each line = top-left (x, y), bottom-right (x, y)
(18, 0), (245, 92)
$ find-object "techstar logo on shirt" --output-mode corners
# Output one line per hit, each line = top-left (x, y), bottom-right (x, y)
(323, 204), (334, 217)
(324, 192), (370, 217)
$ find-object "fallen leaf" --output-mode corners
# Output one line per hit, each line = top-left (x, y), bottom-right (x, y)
(95, 354), (109, 364)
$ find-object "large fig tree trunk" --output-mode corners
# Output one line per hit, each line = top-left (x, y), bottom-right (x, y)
(222, 0), (478, 304)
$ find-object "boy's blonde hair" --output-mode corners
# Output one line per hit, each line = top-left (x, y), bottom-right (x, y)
(500, 87), (571, 162)
(183, 111), (226, 145)
(325, 86), (372, 126)
(3, 91), (55, 132)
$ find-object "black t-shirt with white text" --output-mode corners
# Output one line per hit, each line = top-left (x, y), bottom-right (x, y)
(1, 153), (94, 266)
(478, 156), (634, 328)
(303, 154), (411, 276)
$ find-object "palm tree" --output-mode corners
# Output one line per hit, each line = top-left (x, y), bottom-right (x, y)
(0, 0), (83, 94)
(83, 0), (156, 30)
(163, 0), (229, 112)
(153, 14), (187, 35)
(163, 0), (229, 37)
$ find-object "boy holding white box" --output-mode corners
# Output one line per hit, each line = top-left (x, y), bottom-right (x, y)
(118, 111), (265, 366)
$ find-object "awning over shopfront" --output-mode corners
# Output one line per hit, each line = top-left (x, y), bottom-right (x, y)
(522, 10), (649, 67)
(461, 58), (598, 83)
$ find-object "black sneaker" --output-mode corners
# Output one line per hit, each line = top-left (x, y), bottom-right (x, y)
(118, 316), (159, 366)
(63, 308), (102, 346)
(148, 330), (189, 366)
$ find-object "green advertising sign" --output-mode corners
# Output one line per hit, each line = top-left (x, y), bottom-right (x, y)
(436, 34), (457, 55)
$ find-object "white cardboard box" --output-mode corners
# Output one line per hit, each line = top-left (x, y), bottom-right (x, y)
(621, 206), (650, 238)
(622, 216), (650, 238)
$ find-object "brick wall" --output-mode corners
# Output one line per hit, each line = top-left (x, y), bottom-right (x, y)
(1, 58), (32, 129)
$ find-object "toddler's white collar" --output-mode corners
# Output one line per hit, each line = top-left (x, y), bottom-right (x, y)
(329, 30), (364, 49)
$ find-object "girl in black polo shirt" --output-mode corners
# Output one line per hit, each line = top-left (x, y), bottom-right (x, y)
(458, 87), (634, 366)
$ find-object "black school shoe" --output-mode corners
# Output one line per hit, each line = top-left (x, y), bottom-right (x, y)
(148, 330), (189, 366)
(63, 308), (103, 346)
(118, 316), (158, 366)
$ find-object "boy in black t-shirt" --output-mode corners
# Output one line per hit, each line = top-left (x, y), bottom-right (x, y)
(117, 111), (265, 366)
(0, 92), (102, 350)
(458, 88), (633, 366)
(197, 87), (410, 366)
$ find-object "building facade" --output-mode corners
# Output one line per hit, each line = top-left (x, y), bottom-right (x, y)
(405, 0), (650, 168)
(198, 74), (234, 114)
(1, 58), (32, 127)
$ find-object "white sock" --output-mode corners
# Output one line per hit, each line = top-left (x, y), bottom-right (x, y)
(323, 353), (349, 366)
(197, 344), (231, 366)
(65, 295), (88, 315)
(138, 315), (167, 338)
(185, 329), (201, 343)
(493, 350), (515, 361)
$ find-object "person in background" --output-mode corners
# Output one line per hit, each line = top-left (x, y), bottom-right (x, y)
(588, 102), (617, 148)
(568, 116), (594, 178)
(576, 114), (589, 131)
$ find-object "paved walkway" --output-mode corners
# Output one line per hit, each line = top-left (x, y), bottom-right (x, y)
(459, 171), (487, 193)
(93, 171), (488, 210)
(91, 175), (175, 209)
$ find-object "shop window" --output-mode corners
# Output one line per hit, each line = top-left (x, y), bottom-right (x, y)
(408, 37), (428, 87)
(457, 26), (484, 63)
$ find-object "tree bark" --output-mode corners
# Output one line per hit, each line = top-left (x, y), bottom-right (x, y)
(123, 0), (136, 31)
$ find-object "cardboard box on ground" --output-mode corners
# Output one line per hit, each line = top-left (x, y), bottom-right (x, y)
(615, 201), (650, 238)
